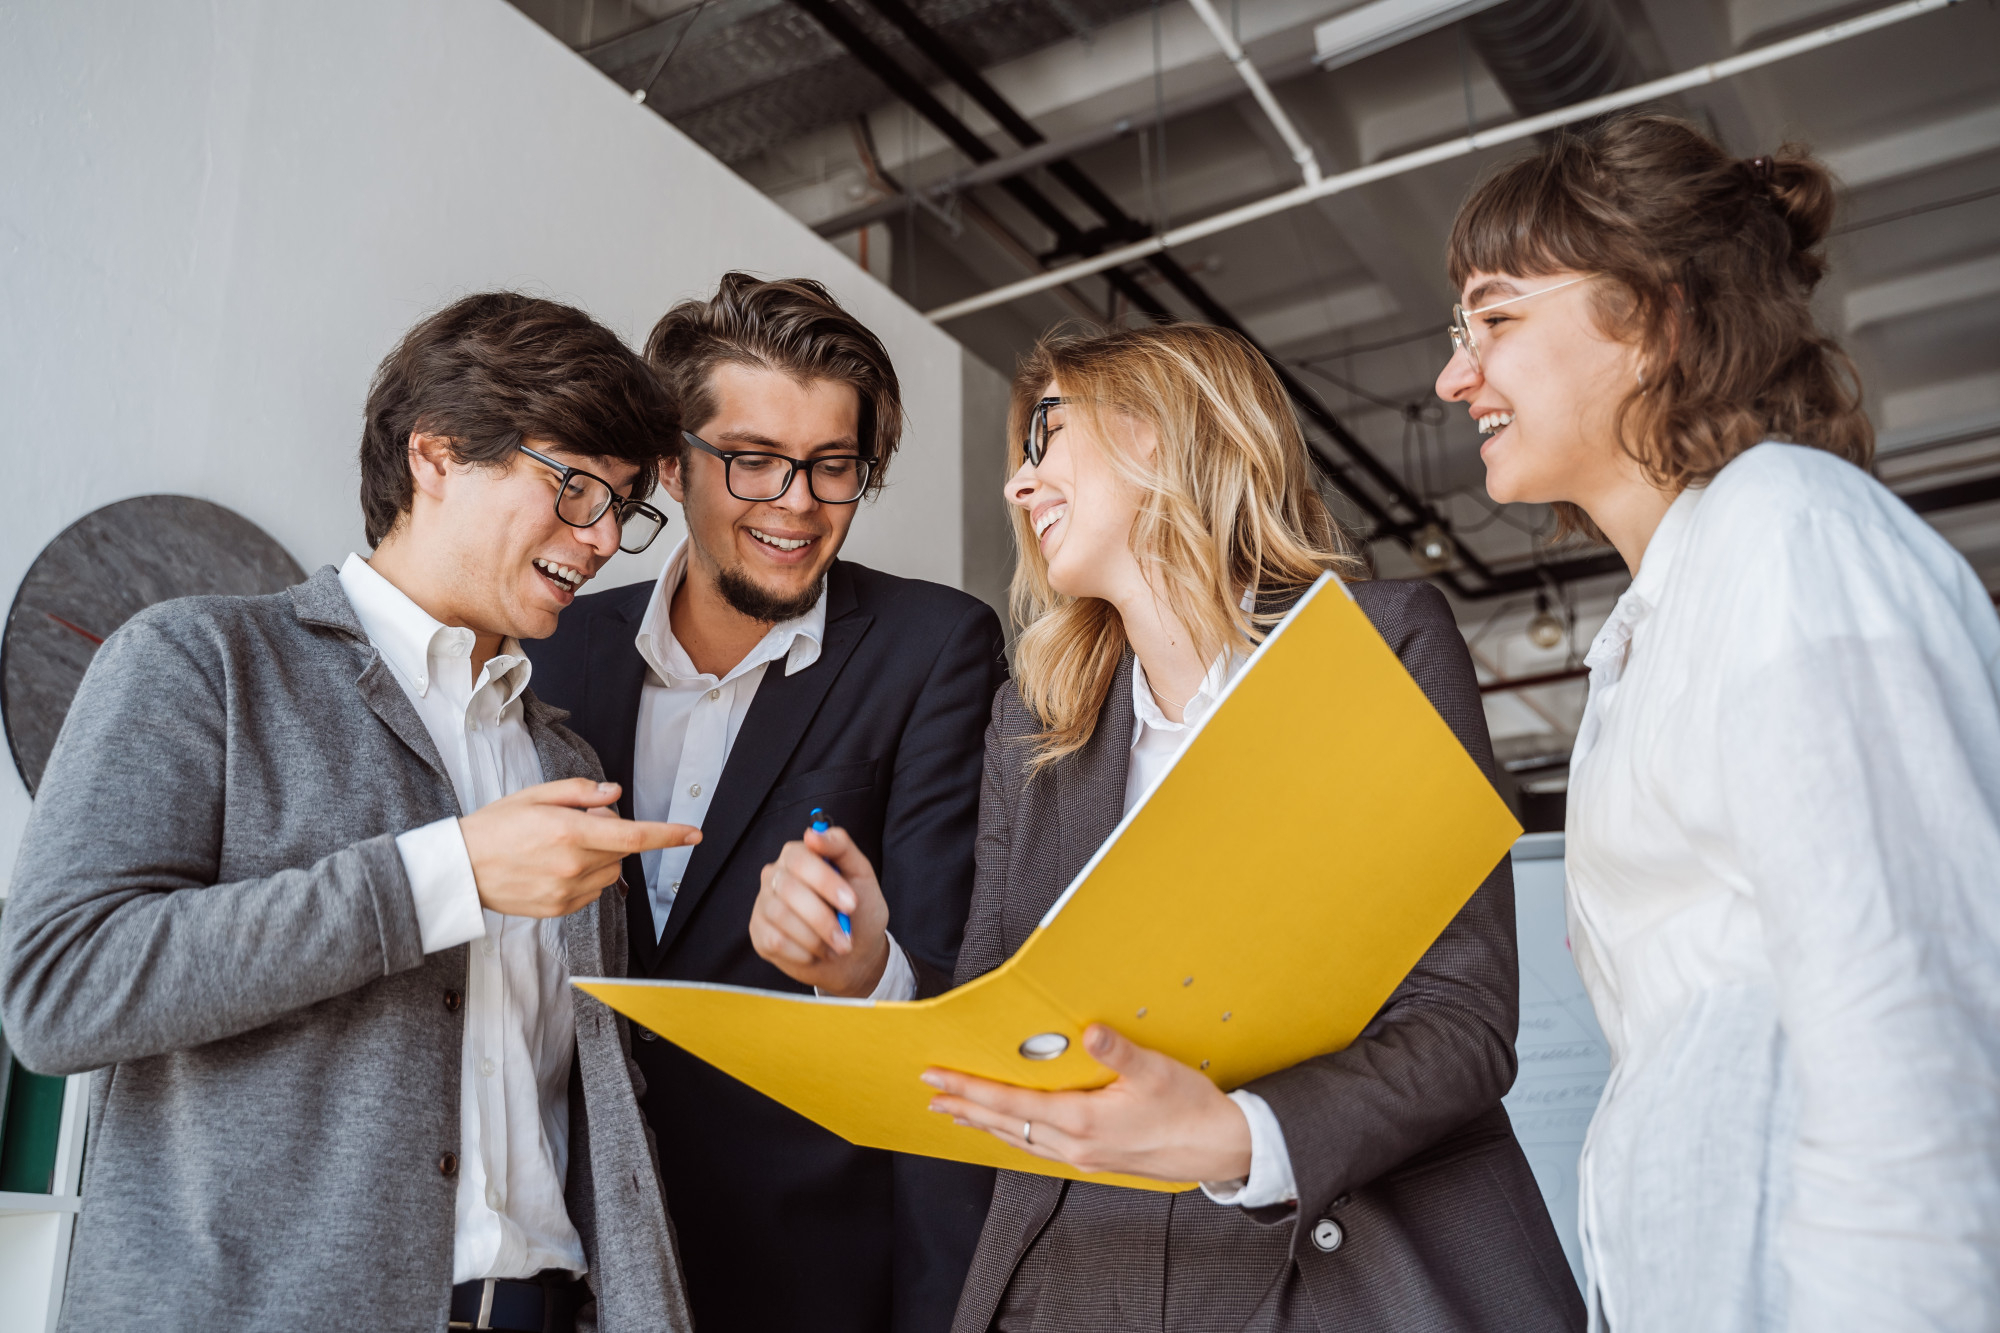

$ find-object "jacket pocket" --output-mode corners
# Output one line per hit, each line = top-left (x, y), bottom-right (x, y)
(766, 758), (883, 813)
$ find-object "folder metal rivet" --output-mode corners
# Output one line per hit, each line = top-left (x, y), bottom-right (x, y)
(1136, 1007), (1148, 1018)
(1183, 977), (1194, 987)
(1200, 1059), (1211, 1070)
(1222, 1012), (1232, 1022)
(1018, 1032), (1069, 1061)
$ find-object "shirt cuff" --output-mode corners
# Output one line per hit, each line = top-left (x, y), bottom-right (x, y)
(395, 817), (488, 955)
(1199, 1090), (1299, 1209)
(819, 932), (918, 1002)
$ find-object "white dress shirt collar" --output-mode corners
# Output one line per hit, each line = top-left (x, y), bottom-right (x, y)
(1129, 647), (1240, 744)
(1582, 485), (1706, 691)
(633, 537), (826, 687)
(338, 552), (532, 706)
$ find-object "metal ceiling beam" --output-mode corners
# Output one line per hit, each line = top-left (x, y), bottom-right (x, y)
(811, 55), (1320, 238)
(787, 0), (1164, 320)
(837, 0), (1531, 590)
(924, 0), (1967, 323)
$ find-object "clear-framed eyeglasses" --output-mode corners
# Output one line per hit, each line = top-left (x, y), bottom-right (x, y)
(1449, 274), (1595, 371)
(516, 445), (669, 553)
(1024, 396), (1067, 467)
(679, 430), (875, 504)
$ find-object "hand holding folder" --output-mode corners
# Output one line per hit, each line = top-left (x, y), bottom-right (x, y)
(573, 575), (1520, 1192)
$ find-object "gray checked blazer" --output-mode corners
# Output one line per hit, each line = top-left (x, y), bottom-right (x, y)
(950, 579), (1586, 1333)
(0, 566), (692, 1332)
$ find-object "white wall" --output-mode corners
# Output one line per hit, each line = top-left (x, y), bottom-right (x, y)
(0, 0), (978, 876)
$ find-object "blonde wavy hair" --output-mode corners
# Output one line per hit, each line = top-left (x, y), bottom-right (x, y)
(1008, 323), (1367, 769)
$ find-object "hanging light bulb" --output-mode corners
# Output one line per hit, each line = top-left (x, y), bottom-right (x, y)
(1411, 522), (1456, 574)
(1527, 591), (1566, 650)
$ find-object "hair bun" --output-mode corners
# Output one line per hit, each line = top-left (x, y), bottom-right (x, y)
(1756, 144), (1837, 284)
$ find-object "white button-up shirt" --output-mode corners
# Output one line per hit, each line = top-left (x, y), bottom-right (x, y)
(339, 554), (586, 1285)
(1564, 444), (2000, 1332)
(632, 540), (915, 1000)
(1124, 643), (1301, 1212)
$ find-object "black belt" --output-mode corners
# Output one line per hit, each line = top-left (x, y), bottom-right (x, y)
(447, 1272), (584, 1332)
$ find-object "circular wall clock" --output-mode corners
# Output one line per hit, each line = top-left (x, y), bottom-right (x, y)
(2, 495), (307, 794)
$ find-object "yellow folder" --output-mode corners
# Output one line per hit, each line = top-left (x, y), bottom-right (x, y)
(575, 575), (1520, 1192)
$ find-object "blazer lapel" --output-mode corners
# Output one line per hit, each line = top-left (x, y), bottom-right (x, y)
(654, 571), (871, 961)
(575, 586), (658, 971)
(1048, 653), (1136, 917)
(287, 570), (455, 793)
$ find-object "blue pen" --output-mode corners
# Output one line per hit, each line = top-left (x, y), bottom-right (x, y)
(810, 808), (852, 936)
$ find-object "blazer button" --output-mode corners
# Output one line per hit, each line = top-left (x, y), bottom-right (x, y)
(637, 1027), (658, 1042)
(443, 989), (462, 1013)
(439, 1152), (459, 1177)
(1311, 1218), (1344, 1253)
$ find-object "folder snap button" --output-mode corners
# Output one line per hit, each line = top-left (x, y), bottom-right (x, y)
(1018, 1032), (1069, 1060)
(1311, 1218), (1344, 1253)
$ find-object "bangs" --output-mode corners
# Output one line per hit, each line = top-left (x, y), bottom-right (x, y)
(1445, 143), (1598, 291)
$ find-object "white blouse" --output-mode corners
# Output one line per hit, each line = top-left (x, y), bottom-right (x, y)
(1565, 443), (2000, 1332)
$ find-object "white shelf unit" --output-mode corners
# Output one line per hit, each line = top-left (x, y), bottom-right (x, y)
(0, 1073), (90, 1333)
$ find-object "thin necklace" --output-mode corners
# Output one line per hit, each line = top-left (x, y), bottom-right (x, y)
(1148, 676), (1194, 713)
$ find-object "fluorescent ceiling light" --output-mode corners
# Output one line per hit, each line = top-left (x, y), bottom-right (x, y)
(1313, 0), (1507, 71)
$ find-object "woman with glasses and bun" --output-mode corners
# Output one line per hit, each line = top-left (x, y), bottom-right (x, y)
(1435, 112), (2000, 1332)
(751, 320), (1585, 1331)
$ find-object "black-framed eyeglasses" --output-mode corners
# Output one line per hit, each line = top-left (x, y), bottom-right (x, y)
(517, 445), (668, 553)
(1024, 396), (1067, 467)
(680, 430), (875, 504)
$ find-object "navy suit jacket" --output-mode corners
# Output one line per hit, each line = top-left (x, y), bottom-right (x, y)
(524, 558), (1006, 1333)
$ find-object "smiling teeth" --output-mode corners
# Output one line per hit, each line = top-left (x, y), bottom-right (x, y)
(533, 557), (585, 591)
(750, 529), (810, 551)
(1478, 412), (1515, 435)
(1034, 504), (1067, 539)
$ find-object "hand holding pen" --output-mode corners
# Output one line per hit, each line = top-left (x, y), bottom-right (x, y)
(748, 813), (892, 998)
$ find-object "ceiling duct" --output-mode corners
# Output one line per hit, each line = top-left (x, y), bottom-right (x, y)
(1466, 0), (1637, 118)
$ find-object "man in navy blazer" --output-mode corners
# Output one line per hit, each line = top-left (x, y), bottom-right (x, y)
(523, 275), (1005, 1333)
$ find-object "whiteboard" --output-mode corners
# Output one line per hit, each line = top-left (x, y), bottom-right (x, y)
(1502, 832), (1609, 1291)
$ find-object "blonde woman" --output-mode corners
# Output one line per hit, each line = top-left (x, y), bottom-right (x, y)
(750, 323), (1583, 1331)
(1434, 113), (2000, 1330)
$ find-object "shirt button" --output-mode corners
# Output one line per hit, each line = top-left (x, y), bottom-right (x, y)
(442, 989), (462, 1013)
(439, 1152), (459, 1177)
(481, 1057), (496, 1077)
(486, 1186), (502, 1209)
(689, 783), (702, 797)
(467, 721), (480, 732)
(1311, 1218), (1344, 1253)
(707, 688), (720, 701)
(482, 939), (497, 957)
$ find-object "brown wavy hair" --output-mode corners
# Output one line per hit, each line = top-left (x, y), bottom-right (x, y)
(359, 293), (674, 547)
(1008, 323), (1366, 769)
(1445, 112), (1872, 538)
(644, 272), (902, 494)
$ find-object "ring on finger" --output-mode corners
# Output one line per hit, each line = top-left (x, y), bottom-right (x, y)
(1023, 1121), (1033, 1145)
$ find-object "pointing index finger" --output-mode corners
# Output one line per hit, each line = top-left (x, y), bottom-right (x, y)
(581, 816), (702, 854)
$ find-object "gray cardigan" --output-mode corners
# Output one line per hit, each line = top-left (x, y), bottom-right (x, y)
(950, 579), (1585, 1332)
(0, 566), (692, 1332)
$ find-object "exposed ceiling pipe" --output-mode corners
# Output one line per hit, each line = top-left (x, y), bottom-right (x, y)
(791, 0), (1643, 598)
(832, 0), (1534, 590)
(924, 0), (1964, 323)
(1184, 0), (1321, 185)
(1466, 0), (1635, 117)
(813, 55), (1320, 239)
(787, 0), (1162, 319)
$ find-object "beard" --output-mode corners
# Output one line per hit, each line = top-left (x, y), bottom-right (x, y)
(716, 562), (826, 624)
